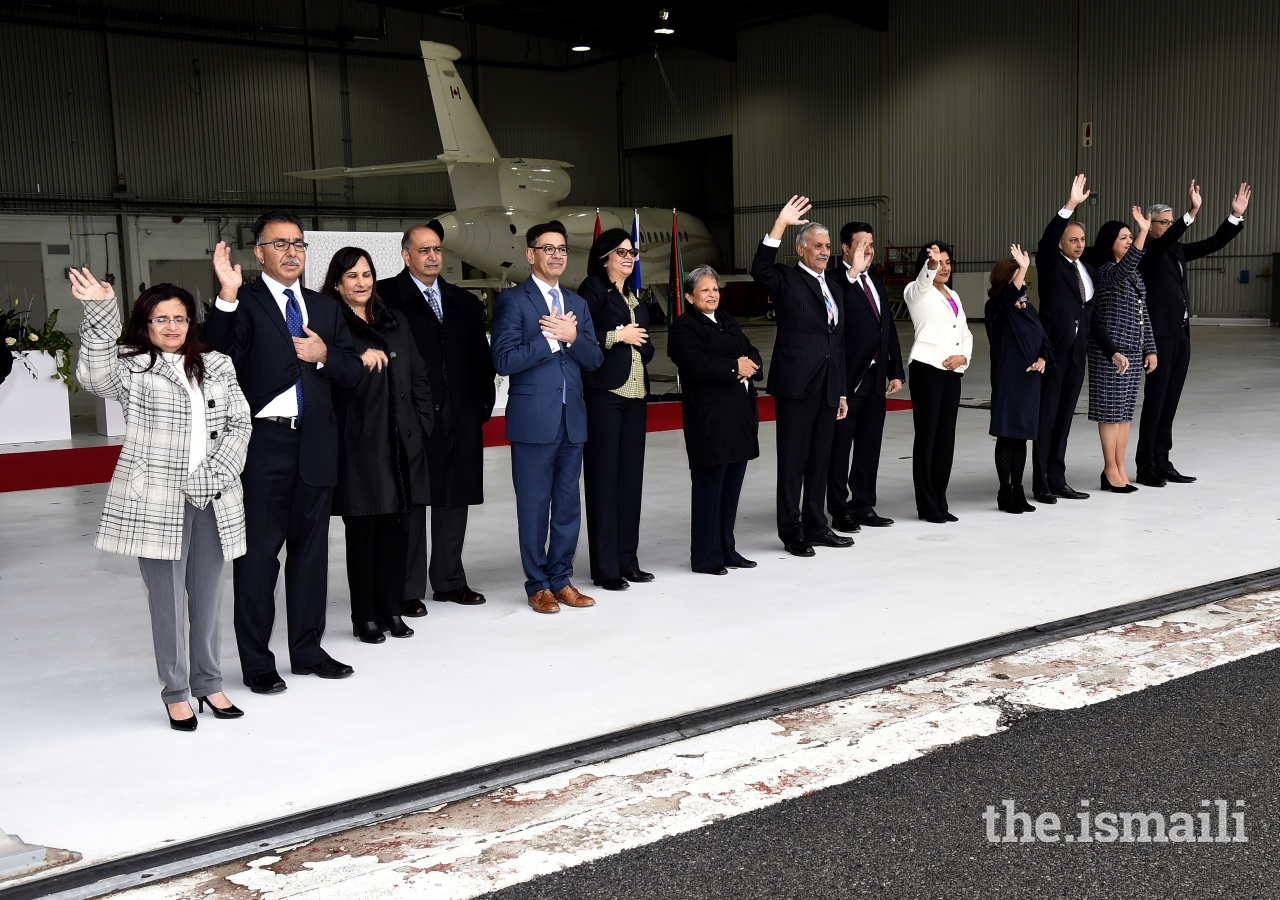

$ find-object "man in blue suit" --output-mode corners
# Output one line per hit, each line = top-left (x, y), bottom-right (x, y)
(492, 222), (605, 614)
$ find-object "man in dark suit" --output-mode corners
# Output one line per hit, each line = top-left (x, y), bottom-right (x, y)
(491, 222), (604, 614)
(751, 195), (850, 557)
(1136, 181), (1250, 486)
(380, 221), (497, 612)
(1032, 175), (1123, 504)
(826, 221), (905, 532)
(207, 211), (363, 693)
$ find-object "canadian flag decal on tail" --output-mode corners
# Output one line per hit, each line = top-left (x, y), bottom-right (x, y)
(450, 85), (461, 99)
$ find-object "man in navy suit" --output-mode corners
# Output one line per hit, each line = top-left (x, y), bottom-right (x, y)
(208, 211), (363, 693)
(491, 222), (604, 614)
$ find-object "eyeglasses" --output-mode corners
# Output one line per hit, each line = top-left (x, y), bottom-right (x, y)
(148, 316), (191, 326)
(1152, 219), (1174, 227)
(534, 244), (569, 256)
(258, 239), (309, 252)
(605, 247), (640, 259)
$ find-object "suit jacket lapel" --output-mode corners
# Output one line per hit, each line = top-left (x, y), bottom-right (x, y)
(251, 279), (293, 345)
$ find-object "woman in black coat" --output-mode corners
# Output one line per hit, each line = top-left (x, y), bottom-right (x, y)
(323, 247), (434, 643)
(667, 265), (764, 575)
(984, 243), (1052, 514)
(578, 228), (656, 592)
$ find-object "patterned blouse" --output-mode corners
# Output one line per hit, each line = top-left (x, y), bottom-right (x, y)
(604, 286), (647, 399)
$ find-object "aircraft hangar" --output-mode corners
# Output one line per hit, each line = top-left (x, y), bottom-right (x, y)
(2, 2), (1280, 898)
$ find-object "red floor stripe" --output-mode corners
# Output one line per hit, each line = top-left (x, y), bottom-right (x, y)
(2, 399), (913, 491)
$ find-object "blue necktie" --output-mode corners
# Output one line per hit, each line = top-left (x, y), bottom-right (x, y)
(550, 287), (566, 404)
(424, 285), (443, 322)
(283, 288), (305, 422)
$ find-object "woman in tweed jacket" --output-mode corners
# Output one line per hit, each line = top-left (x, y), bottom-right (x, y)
(1086, 209), (1158, 493)
(72, 268), (252, 731)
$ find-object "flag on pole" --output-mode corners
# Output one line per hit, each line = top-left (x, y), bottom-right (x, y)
(593, 208), (602, 241)
(667, 208), (685, 321)
(630, 210), (643, 294)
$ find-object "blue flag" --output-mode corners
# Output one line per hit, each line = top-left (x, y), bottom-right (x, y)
(630, 209), (643, 293)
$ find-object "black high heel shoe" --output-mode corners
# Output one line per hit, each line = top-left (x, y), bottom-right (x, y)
(353, 620), (386, 644)
(1101, 472), (1139, 494)
(196, 695), (244, 719)
(382, 615), (414, 639)
(167, 702), (198, 732)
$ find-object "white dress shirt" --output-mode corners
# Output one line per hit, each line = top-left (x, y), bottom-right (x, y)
(531, 274), (565, 352)
(1055, 208), (1096, 304)
(163, 352), (207, 475)
(215, 272), (317, 418)
(409, 271), (442, 319)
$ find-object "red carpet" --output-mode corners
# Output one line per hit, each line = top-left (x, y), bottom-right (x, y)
(2, 398), (912, 491)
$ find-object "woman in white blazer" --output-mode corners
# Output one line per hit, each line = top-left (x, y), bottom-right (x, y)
(73, 268), (252, 732)
(904, 243), (973, 523)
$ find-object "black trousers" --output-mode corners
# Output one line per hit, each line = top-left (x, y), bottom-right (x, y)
(404, 503), (469, 598)
(909, 361), (961, 517)
(1033, 352), (1086, 493)
(827, 361), (887, 518)
(343, 512), (408, 623)
(774, 391), (838, 543)
(233, 422), (333, 678)
(690, 461), (748, 572)
(584, 389), (647, 582)
(1136, 328), (1191, 471)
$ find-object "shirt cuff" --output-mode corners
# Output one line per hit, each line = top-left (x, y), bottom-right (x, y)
(214, 298), (239, 311)
(605, 330), (617, 349)
(1228, 214), (1243, 225)
(1183, 212), (1196, 225)
(1058, 207), (1072, 219)
(762, 235), (781, 248)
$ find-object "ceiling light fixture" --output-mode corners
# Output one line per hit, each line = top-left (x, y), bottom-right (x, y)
(572, 45), (590, 51)
(654, 8), (674, 34)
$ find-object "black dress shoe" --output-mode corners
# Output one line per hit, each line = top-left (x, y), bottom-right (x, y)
(784, 540), (815, 557)
(942, 512), (959, 522)
(725, 556), (757, 569)
(693, 566), (729, 575)
(353, 620), (386, 644)
(918, 512), (949, 524)
(1163, 467), (1196, 483)
(1053, 484), (1090, 500)
(831, 515), (862, 534)
(433, 586), (486, 605)
(809, 531), (854, 548)
(1033, 491), (1058, 504)
(1136, 467), (1167, 487)
(402, 599), (428, 618)
(382, 615), (414, 638)
(594, 577), (630, 591)
(621, 569), (655, 583)
(291, 658), (354, 679)
(243, 671), (287, 694)
(853, 512), (894, 527)
(1013, 486), (1036, 512)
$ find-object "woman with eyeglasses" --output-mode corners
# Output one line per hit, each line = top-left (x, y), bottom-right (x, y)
(577, 228), (655, 591)
(72, 269), (252, 731)
(323, 247), (434, 643)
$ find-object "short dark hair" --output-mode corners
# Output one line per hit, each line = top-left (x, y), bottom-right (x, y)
(119, 284), (212, 385)
(913, 241), (954, 277)
(1085, 220), (1127, 268)
(587, 228), (633, 281)
(839, 221), (874, 247)
(526, 220), (567, 248)
(252, 210), (304, 245)
(402, 221), (445, 251)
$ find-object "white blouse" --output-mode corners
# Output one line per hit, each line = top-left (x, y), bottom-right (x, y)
(162, 352), (207, 475)
(903, 263), (974, 374)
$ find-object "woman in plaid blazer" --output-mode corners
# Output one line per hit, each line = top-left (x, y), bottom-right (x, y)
(72, 268), (252, 732)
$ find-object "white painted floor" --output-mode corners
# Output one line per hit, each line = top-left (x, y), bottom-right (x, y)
(2, 325), (1279, 876)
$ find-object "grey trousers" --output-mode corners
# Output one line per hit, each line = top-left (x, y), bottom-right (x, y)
(138, 501), (226, 703)
(404, 503), (470, 599)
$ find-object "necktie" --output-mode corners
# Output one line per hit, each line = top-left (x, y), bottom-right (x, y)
(818, 275), (835, 334)
(859, 275), (881, 364)
(424, 285), (443, 322)
(1073, 261), (1088, 304)
(283, 288), (305, 422)
(549, 287), (566, 404)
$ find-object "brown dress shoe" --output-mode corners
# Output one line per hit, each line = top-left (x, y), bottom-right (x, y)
(528, 589), (559, 614)
(553, 585), (596, 608)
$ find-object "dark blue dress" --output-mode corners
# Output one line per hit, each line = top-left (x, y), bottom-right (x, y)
(985, 282), (1054, 440)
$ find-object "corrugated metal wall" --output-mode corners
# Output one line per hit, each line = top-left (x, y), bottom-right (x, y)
(619, 48), (733, 150)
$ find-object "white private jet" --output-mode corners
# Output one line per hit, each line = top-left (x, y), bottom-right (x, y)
(286, 41), (724, 294)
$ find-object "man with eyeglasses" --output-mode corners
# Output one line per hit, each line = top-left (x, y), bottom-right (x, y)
(380, 220), (496, 614)
(491, 221), (604, 614)
(1135, 180), (1251, 487)
(208, 210), (363, 694)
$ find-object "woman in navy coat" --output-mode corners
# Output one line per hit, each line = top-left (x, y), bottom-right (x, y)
(985, 244), (1052, 514)
(1086, 209), (1158, 493)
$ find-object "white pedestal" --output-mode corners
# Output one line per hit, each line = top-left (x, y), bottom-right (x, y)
(0, 830), (46, 878)
(95, 396), (126, 436)
(0, 352), (72, 444)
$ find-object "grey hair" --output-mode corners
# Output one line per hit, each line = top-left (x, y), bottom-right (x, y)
(795, 222), (830, 248)
(1146, 203), (1173, 220)
(683, 264), (719, 297)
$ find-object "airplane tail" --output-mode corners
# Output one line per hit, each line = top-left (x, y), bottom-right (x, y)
(419, 41), (499, 161)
